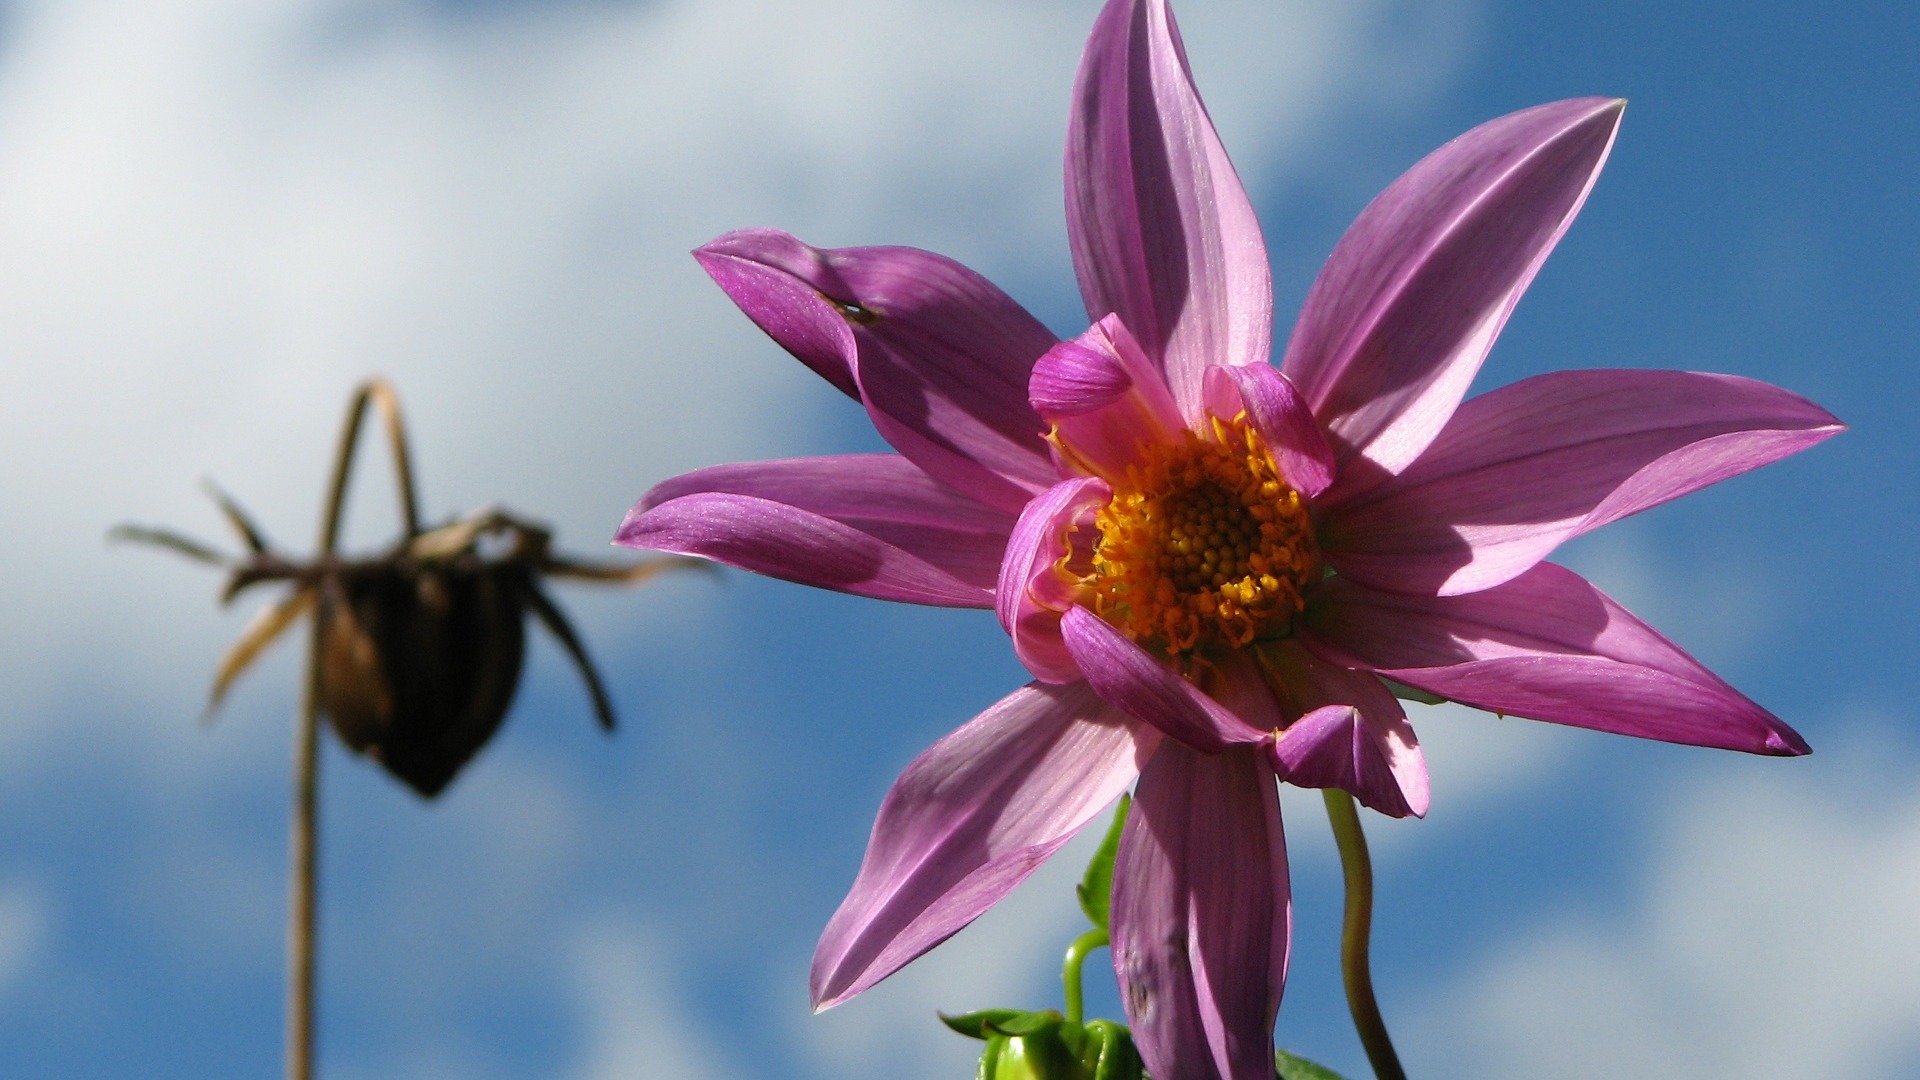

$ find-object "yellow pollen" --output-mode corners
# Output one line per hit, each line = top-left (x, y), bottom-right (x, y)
(1088, 413), (1318, 659)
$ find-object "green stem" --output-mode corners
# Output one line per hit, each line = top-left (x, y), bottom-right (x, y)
(1322, 789), (1405, 1080)
(1062, 927), (1109, 1025)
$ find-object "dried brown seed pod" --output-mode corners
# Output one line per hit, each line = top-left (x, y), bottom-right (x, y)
(114, 378), (692, 798)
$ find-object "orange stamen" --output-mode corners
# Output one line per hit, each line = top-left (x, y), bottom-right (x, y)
(1086, 413), (1318, 661)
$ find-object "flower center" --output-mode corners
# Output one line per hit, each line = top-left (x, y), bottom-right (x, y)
(1089, 413), (1318, 658)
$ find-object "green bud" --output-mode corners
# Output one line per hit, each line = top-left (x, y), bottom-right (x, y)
(1073, 1020), (1146, 1080)
(945, 1009), (1146, 1080)
(976, 1011), (1076, 1080)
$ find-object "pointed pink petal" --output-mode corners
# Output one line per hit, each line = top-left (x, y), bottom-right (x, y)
(695, 229), (863, 398)
(618, 474), (993, 608)
(1281, 99), (1625, 495)
(997, 477), (1110, 683)
(1258, 640), (1428, 817)
(811, 682), (1158, 1008)
(1060, 606), (1266, 752)
(1202, 364), (1337, 498)
(1301, 563), (1809, 755)
(1031, 315), (1186, 481)
(1320, 369), (1844, 595)
(1067, 0), (1273, 420)
(697, 230), (1058, 512)
(629, 454), (1017, 592)
(1112, 741), (1287, 1080)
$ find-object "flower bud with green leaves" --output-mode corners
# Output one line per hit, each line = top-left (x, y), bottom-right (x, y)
(942, 1009), (1145, 1080)
(938, 796), (1354, 1080)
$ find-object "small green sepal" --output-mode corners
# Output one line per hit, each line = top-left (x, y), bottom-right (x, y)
(993, 1009), (1067, 1038)
(942, 1009), (1031, 1040)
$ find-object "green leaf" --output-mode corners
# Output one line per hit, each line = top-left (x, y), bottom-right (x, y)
(1077, 794), (1131, 930)
(1274, 1048), (1352, 1080)
(989, 1010), (1065, 1038)
(941, 1009), (1030, 1040)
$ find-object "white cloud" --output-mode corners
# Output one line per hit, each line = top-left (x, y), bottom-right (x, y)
(1414, 737), (1920, 1079)
(0, 0), (1485, 1073)
(324, 753), (601, 1005)
(1407, 703), (1574, 812)
(0, 0), (1476, 760)
(1555, 522), (1775, 672)
(565, 918), (729, 1080)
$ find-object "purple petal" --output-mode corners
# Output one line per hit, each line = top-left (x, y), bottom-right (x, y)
(630, 454), (1017, 591)
(1258, 640), (1428, 817)
(697, 230), (1058, 512)
(997, 477), (1110, 683)
(618, 484), (992, 608)
(1200, 650), (1290, 733)
(1060, 606), (1266, 752)
(1067, 0), (1273, 420)
(696, 229), (864, 398)
(1112, 741), (1287, 1080)
(1202, 364), (1337, 498)
(1281, 99), (1626, 495)
(1320, 369), (1844, 595)
(1031, 315), (1186, 481)
(1301, 563), (1809, 755)
(811, 682), (1158, 1009)
(1031, 338), (1132, 414)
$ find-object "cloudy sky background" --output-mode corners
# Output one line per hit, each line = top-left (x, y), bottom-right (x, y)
(1, 0), (1913, 1076)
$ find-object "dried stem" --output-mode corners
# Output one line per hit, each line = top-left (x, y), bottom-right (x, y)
(288, 377), (418, 1080)
(287, 628), (321, 1080)
(1322, 789), (1405, 1080)
(321, 377), (420, 546)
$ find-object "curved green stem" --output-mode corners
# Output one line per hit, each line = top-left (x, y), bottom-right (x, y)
(1322, 789), (1405, 1080)
(1062, 927), (1109, 1025)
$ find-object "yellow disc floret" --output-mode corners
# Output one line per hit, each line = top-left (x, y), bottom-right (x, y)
(1089, 412), (1318, 659)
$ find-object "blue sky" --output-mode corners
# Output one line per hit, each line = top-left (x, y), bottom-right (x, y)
(0, 0), (1914, 1077)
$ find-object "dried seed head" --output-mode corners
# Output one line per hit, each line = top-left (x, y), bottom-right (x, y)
(315, 553), (530, 797)
(113, 380), (694, 798)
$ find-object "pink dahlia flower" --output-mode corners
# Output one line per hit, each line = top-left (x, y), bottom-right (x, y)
(618, 0), (1841, 1075)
